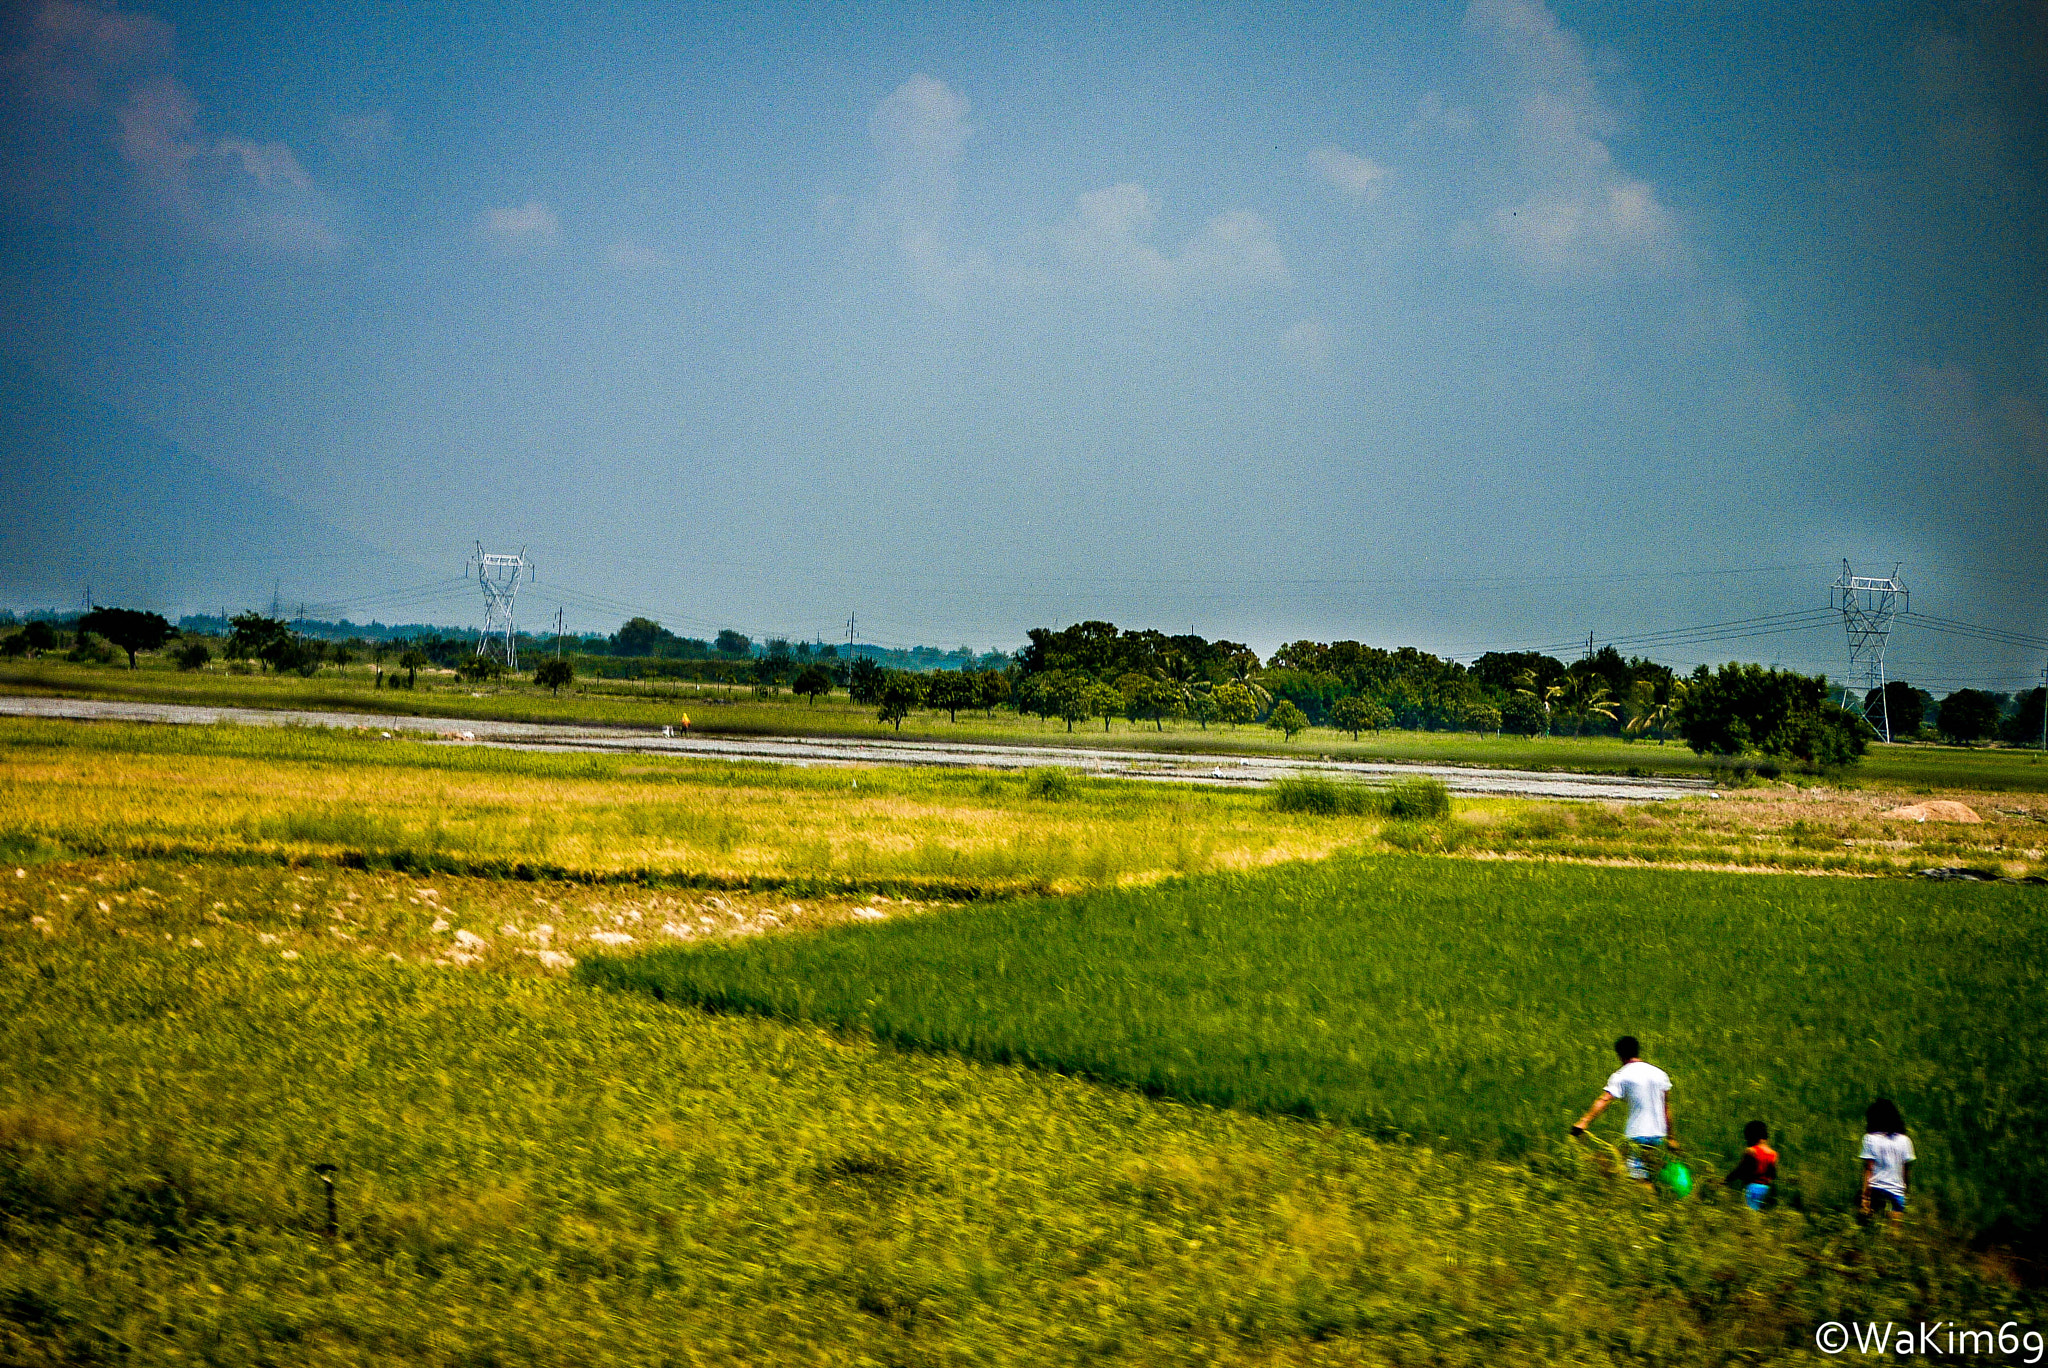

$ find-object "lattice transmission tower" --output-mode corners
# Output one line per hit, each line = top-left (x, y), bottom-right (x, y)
(466, 543), (533, 671)
(1830, 560), (1907, 741)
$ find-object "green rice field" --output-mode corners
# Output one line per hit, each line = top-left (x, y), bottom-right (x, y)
(587, 855), (2048, 1237)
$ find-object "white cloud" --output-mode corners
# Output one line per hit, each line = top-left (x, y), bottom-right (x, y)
(862, 75), (982, 299)
(870, 73), (973, 186)
(1901, 363), (2048, 484)
(325, 109), (396, 165)
(2, 0), (173, 109)
(1463, 0), (1684, 275)
(217, 138), (311, 191)
(1308, 146), (1388, 199)
(1409, 91), (1476, 136)
(1279, 319), (1333, 372)
(5, 4), (341, 256)
(606, 240), (675, 271)
(478, 200), (561, 251)
(1049, 184), (1288, 297)
(853, 76), (1284, 303)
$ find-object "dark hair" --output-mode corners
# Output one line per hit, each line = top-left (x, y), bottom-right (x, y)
(1613, 1035), (1640, 1060)
(1865, 1098), (1905, 1136)
(1744, 1120), (1769, 1144)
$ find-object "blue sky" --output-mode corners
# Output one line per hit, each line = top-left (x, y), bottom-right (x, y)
(2, 0), (2043, 690)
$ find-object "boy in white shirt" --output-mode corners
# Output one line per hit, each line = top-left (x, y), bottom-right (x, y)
(1859, 1097), (1915, 1220)
(1571, 1035), (1679, 1181)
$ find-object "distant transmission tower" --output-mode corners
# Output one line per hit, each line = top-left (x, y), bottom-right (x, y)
(466, 543), (533, 670)
(1830, 560), (1907, 741)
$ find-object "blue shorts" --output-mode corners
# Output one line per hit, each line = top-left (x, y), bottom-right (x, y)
(1744, 1182), (1770, 1211)
(1625, 1136), (1665, 1181)
(1870, 1189), (1905, 1213)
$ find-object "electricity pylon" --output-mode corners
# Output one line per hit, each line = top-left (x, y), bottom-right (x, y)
(1831, 560), (1907, 741)
(466, 543), (532, 671)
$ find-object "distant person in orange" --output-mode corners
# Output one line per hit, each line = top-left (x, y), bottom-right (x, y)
(1723, 1120), (1778, 1210)
(680, 713), (690, 736)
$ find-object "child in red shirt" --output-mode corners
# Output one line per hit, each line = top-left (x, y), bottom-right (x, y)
(1723, 1120), (1778, 1210)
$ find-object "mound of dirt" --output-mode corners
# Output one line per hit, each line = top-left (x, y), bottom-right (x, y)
(1882, 801), (1982, 824)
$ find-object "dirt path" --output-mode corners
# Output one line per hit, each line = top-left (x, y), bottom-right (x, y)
(0, 694), (1712, 801)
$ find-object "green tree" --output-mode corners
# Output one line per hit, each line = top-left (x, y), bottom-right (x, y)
(1511, 668), (1555, 738)
(1621, 680), (1659, 739)
(1089, 681), (1123, 732)
(1936, 689), (2001, 745)
(78, 607), (174, 670)
(21, 620), (57, 654)
(793, 664), (833, 705)
(848, 657), (886, 704)
(398, 648), (428, 689)
(2000, 687), (2045, 748)
(1676, 663), (1867, 769)
(1558, 674), (1618, 738)
(1328, 695), (1390, 739)
(534, 657), (574, 695)
(714, 629), (752, 660)
(876, 671), (923, 731)
(227, 612), (295, 673)
(1460, 699), (1502, 735)
(614, 617), (667, 657)
(1863, 681), (1929, 740)
(926, 670), (975, 722)
(1266, 699), (1308, 741)
(976, 670), (1012, 718)
(1045, 671), (1093, 733)
(1214, 682), (1258, 729)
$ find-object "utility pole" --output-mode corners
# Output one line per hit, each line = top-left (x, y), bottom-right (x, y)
(846, 612), (857, 666)
(554, 607), (566, 657)
(2040, 660), (2047, 752)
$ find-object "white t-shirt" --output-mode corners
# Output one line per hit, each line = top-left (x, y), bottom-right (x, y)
(1603, 1060), (1672, 1139)
(1860, 1132), (1915, 1195)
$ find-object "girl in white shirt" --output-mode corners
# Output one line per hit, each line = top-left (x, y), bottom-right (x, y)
(1859, 1097), (1915, 1219)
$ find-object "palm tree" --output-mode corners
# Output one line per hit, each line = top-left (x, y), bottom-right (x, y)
(1513, 668), (1554, 738)
(1559, 674), (1618, 738)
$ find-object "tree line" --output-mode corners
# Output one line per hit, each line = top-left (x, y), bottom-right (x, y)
(6, 606), (2042, 763)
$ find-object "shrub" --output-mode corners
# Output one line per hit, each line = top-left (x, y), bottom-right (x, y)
(66, 631), (117, 665)
(1270, 775), (1373, 816)
(455, 656), (506, 684)
(1270, 775), (1449, 821)
(1024, 768), (1074, 801)
(1384, 777), (1451, 820)
(172, 641), (212, 671)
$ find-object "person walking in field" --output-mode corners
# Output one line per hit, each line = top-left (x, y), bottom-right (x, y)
(1723, 1120), (1778, 1210)
(1859, 1098), (1914, 1221)
(1571, 1035), (1679, 1181)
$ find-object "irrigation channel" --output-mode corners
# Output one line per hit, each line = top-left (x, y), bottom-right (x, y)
(0, 695), (1714, 802)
